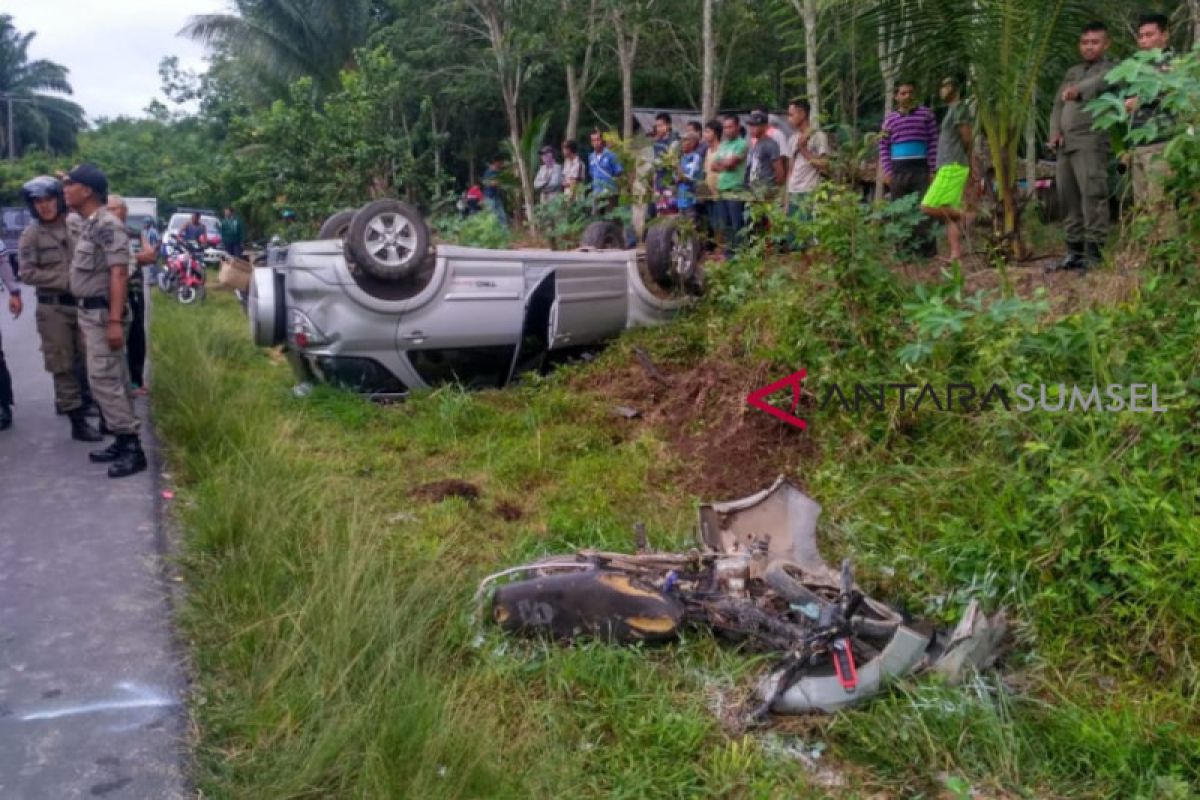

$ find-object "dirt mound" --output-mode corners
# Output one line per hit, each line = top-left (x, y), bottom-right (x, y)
(579, 348), (818, 498)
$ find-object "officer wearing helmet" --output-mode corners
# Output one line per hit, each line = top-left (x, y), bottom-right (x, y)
(62, 163), (147, 478)
(16, 175), (103, 442)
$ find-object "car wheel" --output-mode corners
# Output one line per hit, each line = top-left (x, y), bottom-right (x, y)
(645, 218), (701, 290)
(318, 209), (355, 240)
(580, 220), (625, 249)
(345, 199), (430, 281)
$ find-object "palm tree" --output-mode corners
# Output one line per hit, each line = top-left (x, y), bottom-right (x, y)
(0, 14), (86, 157)
(865, 0), (1110, 259)
(180, 0), (385, 97)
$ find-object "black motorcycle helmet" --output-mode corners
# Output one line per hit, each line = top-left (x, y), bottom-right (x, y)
(21, 175), (67, 220)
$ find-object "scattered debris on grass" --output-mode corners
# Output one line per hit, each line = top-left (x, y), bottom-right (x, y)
(479, 477), (1007, 724)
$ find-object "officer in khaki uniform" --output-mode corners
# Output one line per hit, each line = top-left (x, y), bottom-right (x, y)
(16, 176), (103, 441)
(1047, 22), (1113, 272)
(63, 163), (147, 478)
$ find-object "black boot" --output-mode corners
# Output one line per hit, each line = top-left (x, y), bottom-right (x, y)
(89, 438), (122, 463)
(1047, 241), (1083, 273)
(69, 408), (104, 442)
(99, 416), (113, 436)
(1082, 241), (1102, 271)
(108, 435), (148, 479)
(0, 405), (11, 431)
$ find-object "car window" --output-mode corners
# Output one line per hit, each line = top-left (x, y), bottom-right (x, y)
(407, 347), (516, 390)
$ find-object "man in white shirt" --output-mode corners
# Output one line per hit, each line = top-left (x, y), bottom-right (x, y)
(784, 98), (830, 220)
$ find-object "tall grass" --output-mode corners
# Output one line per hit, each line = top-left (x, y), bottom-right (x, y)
(154, 230), (1198, 798)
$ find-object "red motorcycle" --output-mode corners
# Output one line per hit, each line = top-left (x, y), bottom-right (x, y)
(159, 233), (209, 304)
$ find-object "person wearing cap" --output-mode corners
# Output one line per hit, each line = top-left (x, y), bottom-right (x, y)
(745, 111), (785, 199)
(0, 240), (21, 430)
(532, 145), (565, 204)
(16, 175), (103, 442)
(63, 163), (147, 478)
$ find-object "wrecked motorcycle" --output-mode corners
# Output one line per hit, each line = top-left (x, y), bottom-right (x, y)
(477, 478), (1005, 720)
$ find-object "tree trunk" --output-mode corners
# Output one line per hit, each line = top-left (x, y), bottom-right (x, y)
(1192, 0), (1200, 47)
(563, 0), (599, 144)
(1024, 87), (1036, 199)
(702, 0), (716, 120)
(875, 59), (894, 202)
(566, 63), (582, 144)
(612, 7), (639, 141)
(795, 0), (821, 128)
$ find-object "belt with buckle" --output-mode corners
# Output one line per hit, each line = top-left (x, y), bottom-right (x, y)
(76, 296), (111, 310)
(35, 291), (76, 306)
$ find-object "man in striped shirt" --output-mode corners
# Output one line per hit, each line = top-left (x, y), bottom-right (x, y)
(880, 81), (939, 257)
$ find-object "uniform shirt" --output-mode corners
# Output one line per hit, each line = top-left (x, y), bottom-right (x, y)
(786, 129), (831, 194)
(936, 102), (973, 167)
(588, 148), (623, 196)
(879, 106), (938, 175)
(1049, 58), (1112, 153)
(1129, 49), (1174, 142)
(17, 218), (75, 292)
(70, 207), (130, 299)
(714, 137), (748, 194)
(0, 241), (19, 294)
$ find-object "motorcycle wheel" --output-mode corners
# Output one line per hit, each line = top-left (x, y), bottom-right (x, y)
(177, 285), (199, 304)
(158, 270), (178, 294)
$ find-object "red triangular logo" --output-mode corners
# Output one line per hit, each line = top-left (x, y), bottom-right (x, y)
(746, 369), (808, 430)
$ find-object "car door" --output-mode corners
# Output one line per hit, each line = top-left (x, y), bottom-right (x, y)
(546, 257), (628, 350)
(397, 254), (527, 389)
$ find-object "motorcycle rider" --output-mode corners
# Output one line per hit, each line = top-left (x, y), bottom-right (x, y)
(16, 176), (103, 442)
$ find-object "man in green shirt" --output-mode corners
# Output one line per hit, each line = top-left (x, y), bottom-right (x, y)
(921, 75), (976, 261)
(709, 113), (748, 258)
(219, 207), (245, 258)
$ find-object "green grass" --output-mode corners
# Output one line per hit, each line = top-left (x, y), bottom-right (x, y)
(154, 221), (1199, 798)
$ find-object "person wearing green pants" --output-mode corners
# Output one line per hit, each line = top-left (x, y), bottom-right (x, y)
(1047, 22), (1113, 272)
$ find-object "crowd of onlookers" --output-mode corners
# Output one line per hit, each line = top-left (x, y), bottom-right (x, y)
(467, 11), (1178, 267)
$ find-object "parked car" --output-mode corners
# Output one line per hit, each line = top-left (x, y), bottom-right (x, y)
(248, 200), (701, 397)
(166, 210), (223, 248)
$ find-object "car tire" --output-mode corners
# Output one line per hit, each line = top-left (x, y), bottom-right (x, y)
(249, 267), (287, 347)
(345, 199), (430, 281)
(318, 209), (355, 240)
(580, 220), (625, 249)
(645, 218), (701, 290)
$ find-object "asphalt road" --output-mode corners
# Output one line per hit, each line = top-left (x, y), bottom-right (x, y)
(0, 294), (188, 799)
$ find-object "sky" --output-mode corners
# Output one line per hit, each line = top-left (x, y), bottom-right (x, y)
(9, 0), (230, 122)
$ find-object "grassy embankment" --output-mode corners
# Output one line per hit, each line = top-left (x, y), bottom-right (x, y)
(153, 202), (1198, 798)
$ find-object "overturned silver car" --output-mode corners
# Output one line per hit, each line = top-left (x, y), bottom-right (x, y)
(248, 200), (698, 397)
